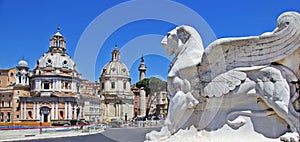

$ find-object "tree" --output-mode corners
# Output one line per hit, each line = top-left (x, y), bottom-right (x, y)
(135, 77), (167, 117)
(135, 77), (167, 95)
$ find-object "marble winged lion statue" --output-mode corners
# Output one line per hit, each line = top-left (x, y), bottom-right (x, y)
(146, 12), (300, 141)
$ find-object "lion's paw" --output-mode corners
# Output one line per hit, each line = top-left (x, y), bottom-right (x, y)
(280, 132), (299, 142)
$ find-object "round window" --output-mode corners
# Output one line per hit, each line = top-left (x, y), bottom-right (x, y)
(63, 60), (68, 64)
(47, 59), (52, 63)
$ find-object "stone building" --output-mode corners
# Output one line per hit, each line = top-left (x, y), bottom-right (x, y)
(0, 67), (16, 122)
(0, 28), (108, 124)
(152, 91), (168, 118)
(79, 80), (101, 123)
(0, 60), (32, 122)
(19, 27), (83, 124)
(99, 47), (134, 120)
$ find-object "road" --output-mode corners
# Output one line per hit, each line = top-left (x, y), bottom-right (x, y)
(20, 127), (161, 142)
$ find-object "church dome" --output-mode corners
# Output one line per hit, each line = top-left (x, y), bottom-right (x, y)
(17, 59), (28, 68)
(35, 52), (77, 71)
(100, 47), (130, 78)
(34, 27), (78, 74)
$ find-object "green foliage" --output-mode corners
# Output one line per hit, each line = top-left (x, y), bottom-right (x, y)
(135, 77), (167, 95)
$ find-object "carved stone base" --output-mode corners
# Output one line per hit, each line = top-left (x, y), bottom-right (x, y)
(146, 116), (299, 142)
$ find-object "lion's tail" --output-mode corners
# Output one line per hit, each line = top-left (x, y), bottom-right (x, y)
(226, 110), (275, 129)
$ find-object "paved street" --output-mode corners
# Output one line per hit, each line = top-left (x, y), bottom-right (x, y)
(20, 127), (161, 142)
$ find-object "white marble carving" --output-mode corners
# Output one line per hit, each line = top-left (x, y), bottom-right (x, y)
(146, 11), (300, 142)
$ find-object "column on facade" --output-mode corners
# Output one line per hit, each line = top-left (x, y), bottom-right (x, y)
(64, 102), (67, 119)
(23, 102), (27, 119)
(33, 102), (36, 119)
(35, 80), (38, 91)
(26, 77), (29, 85)
(119, 104), (123, 117)
(37, 103), (40, 120)
(16, 74), (20, 85)
(38, 79), (42, 91)
(116, 104), (119, 117)
(20, 102), (23, 119)
(42, 81), (44, 90)
(105, 104), (108, 117)
(56, 79), (59, 91)
(58, 79), (62, 92)
(57, 79), (60, 91)
(68, 102), (72, 119)
(71, 82), (75, 93)
(51, 102), (54, 119)
(21, 75), (24, 85)
(74, 105), (77, 120)
(52, 79), (56, 91)
(55, 102), (58, 119)
(80, 105), (83, 119)
(120, 104), (122, 117)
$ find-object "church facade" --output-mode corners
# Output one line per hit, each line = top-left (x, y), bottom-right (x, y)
(20, 28), (83, 124)
(0, 28), (101, 124)
(99, 47), (134, 120)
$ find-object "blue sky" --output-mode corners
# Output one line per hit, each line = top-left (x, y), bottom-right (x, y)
(0, 0), (300, 84)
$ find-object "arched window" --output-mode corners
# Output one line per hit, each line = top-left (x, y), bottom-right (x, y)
(111, 82), (115, 89)
(43, 81), (50, 89)
(17, 72), (21, 84)
(123, 82), (126, 89)
(59, 111), (64, 119)
(101, 83), (105, 90)
(28, 111), (32, 119)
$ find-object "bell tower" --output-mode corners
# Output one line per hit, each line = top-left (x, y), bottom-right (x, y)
(16, 59), (29, 86)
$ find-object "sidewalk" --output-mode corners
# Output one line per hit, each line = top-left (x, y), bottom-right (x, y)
(0, 125), (105, 141)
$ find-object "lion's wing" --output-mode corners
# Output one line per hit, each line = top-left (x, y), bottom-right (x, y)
(200, 12), (300, 79)
(199, 12), (300, 97)
(201, 70), (247, 97)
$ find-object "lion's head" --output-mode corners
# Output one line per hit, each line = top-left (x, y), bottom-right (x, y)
(161, 25), (205, 78)
(161, 25), (204, 57)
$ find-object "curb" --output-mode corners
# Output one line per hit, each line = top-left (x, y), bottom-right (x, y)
(0, 130), (104, 142)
